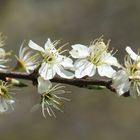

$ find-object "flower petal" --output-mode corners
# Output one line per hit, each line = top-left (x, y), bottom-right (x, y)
(102, 53), (121, 68)
(126, 46), (140, 60)
(44, 38), (57, 54)
(56, 65), (74, 79)
(74, 59), (96, 78)
(39, 63), (56, 80)
(0, 48), (5, 54)
(112, 70), (130, 96)
(0, 99), (8, 112)
(28, 40), (45, 52)
(69, 44), (89, 58)
(0, 48), (6, 59)
(0, 103), (7, 113)
(97, 64), (116, 78)
(38, 76), (52, 94)
(129, 84), (137, 98)
(58, 55), (74, 69)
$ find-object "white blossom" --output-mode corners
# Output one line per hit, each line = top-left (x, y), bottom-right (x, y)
(34, 76), (69, 118)
(112, 55), (140, 97)
(0, 80), (15, 113)
(0, 33), (11, 71)
(15, 42), (40, 73)
(28, 38), (74, 80)
(70, 37), (120, 78)
(126, 46), (140, 69)
(0, 48), (11, 71)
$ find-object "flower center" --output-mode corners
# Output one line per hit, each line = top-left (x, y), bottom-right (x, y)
(0, 81), (12, 97)
(0, 81), (10, 96)
(0, 87), (8, 96)
(87, 41), (107, 65)
(136, 61), (140, 69)
(41, 52), (56, 64)
(14, 56), (26, 71)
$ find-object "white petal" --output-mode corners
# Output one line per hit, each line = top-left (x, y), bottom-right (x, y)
(0, 104), (6, 113)
(102, 53), (121, 68)
(25, 65), (37, 70)
(69, 44), (89, 58)
(39, 63), (56, 80)
(38, 76), (52, 94)
(23, 51), (34, 61)
(0, 48), (6, 59)
(136, 84), (140, 96)
(7, 99), (15, 104)
(58, 55), (74, 69)
(0, 48), (5, 54)
(126, 46), (140, 60)
(44, 38), (57, 53)
(28, 40), (45, 52)
(0, 99), (8, 112)
(19, 43), (26, 59)
(0, 48), (5, 53)
(19, 43), (23, 58)
(74, 59), (96, 78)
(38, 62), (46, 75)
(45, 38), (51, 49)
(112, 70), (130, 96)
(97, 64), (116, 78)
(56, 65), (74, 79)
(25, 65), (37, 73)
(129, 84), (137, 98)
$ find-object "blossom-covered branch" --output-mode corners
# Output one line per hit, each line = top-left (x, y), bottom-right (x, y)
(0, 33), (139, 118)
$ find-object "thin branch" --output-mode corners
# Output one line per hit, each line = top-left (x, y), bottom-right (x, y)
(0, 71), (116, 93)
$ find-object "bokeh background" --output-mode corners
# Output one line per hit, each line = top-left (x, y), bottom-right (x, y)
(0, 0), (140, 139)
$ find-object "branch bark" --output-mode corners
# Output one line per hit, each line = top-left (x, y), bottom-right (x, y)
(0, 71), (116, 93)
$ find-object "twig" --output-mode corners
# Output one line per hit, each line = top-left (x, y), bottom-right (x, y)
(0, 71), (116, 93)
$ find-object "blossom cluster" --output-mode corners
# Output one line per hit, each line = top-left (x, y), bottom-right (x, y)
(112, 47), (140, 97)
(0, 33), (140, 118)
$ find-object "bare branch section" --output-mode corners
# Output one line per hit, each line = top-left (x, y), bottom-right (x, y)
(0, 71), (116, 93)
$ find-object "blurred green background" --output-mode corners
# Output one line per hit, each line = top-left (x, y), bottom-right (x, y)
(1, 0), (140, 140)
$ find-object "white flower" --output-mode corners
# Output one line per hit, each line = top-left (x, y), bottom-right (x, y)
(0, 33), (11, 71)
(0, 48), (11, 71)
(70, 37), (120, 78)
(15, 42), (40, 73)
(34, 76), (69, 118)
(126, 46), (140, 69)
(112, 55), (140, 97)
(0, 80), (15, 113)
(28, 38), (74, 80)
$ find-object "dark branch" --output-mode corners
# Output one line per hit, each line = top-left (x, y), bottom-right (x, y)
(0, 71), (116, 93)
